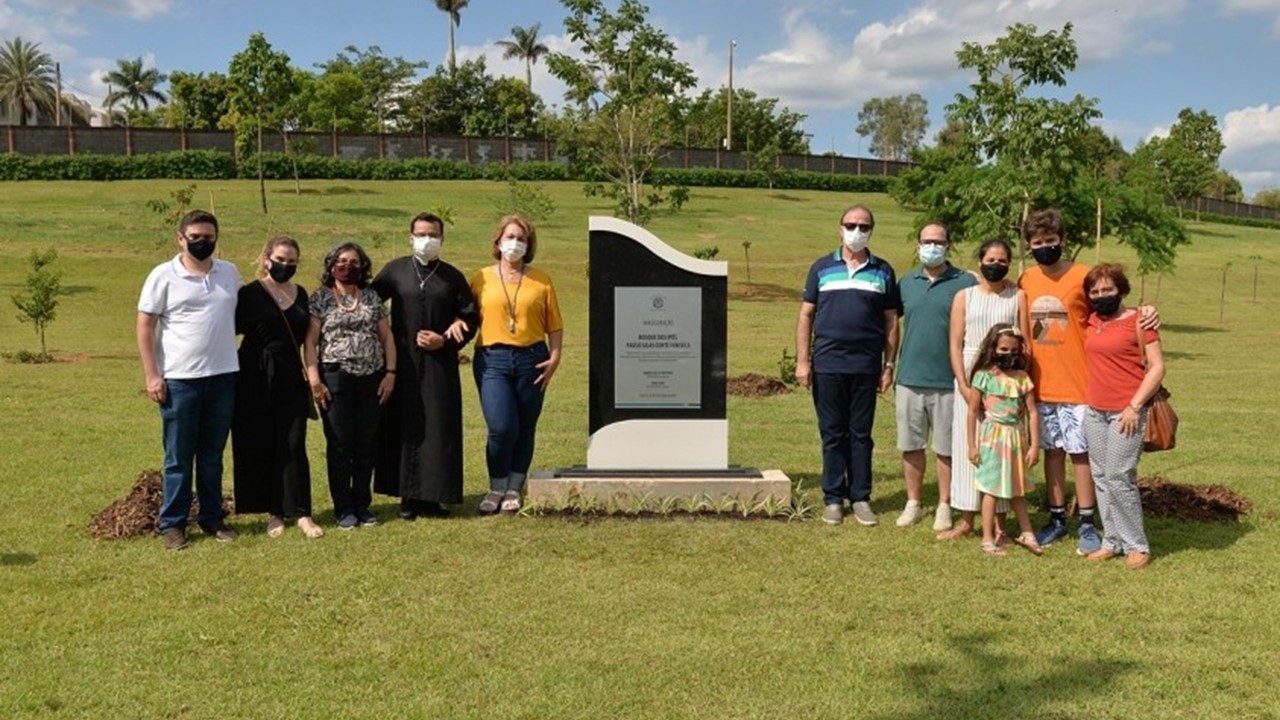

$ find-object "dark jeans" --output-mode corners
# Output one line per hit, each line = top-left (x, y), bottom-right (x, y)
(320, 367), (382, 518)
(812, 372), (879, 506)
(158, 373), (237, 531)
(473, 343), (549, 489)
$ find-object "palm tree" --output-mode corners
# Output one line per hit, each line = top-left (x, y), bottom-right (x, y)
(103, 57), (167, 125)
(496, 23), (549, 91)
(433, 0), (471, 73)
(0, 37), (56, 126)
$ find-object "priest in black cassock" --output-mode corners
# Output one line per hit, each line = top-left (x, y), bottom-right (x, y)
(371, 212), (478, 519)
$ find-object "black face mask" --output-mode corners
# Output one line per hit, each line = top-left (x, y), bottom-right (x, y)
(268, 260), (297, 283)
(994, 352), (1019, 370)
(980, 263), (1010, 282)
(186, 238), (216, 261)
(1031, 244), (1063, 266)
(1089, 294), (1122, 317)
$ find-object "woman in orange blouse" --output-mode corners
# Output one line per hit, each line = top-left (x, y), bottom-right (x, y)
(469, 215), (564, 515)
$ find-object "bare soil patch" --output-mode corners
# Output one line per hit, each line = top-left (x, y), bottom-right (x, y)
(727, 373), (790, 398)
(1138, 476), (1251, 522)
(88, 470), (234, 540)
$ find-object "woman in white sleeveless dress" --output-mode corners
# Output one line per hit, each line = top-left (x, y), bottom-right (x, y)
(939, 239), (1032, 540)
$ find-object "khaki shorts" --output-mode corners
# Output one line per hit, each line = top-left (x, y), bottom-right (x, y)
(896, 386), (954, 455)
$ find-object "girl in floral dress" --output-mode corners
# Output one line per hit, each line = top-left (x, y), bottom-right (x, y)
(966, 324), (1043, 556)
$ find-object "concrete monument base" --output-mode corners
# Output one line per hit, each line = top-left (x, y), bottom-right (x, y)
(527, 468), (791, 507)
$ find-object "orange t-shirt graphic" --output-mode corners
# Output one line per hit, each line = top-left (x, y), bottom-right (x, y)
(1019, 262), (1090, 404)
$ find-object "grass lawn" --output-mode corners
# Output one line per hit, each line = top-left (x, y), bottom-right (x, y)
(1, 179), (1277, 719)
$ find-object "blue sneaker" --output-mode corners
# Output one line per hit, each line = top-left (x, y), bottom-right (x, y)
(1076, 523), (1102, 556)
(1035, 520), (1069, 547)
(355, 507), (379, 527)
(337, 513), (359, 531)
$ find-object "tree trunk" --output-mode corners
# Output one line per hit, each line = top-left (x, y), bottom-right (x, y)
(257, 113), (268, 214)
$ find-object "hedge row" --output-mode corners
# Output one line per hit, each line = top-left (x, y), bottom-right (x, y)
(1192, 211), (1280, 231)
(0, 150), (893, 194)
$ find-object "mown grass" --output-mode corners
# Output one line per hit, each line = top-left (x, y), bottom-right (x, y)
(0, 179), (1277, 719)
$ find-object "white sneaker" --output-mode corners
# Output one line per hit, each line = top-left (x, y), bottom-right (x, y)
(933, 502), (953, 531)
(895, 501), (924, 527)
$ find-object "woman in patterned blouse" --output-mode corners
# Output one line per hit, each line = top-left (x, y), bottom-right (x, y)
(304, 242), (397, 531)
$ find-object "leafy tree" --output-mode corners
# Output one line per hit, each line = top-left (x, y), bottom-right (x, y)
(228, 32), (297, 213)
(314, 45), (424, 131)
(1075, 125), (1128, 181)
(1128, 107), (1224, 217)
(546, 0), (697, 225)
(163, 71), (233, 129)
(677, 87), (808, 153)
(497, 23), (550, 90)
(856, 93), (929, 160)
(434, 0), (471, 73)
(11, 249), (64, 361)
(1253, 187), (1280, 209)
(399, 57), (543, 136)
(103, 57), (167, 125)
(1204, 169), (1243, 203)
(0, 37), (55, 126)
(892, 23), (1186, 272)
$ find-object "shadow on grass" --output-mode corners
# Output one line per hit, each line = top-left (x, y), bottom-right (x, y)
(731, 282), (802, 303)
(1162, 350), (1205, 361)
(1, 552), (37, 566)
(875, 631), (1141, 720)
(1146, 516), (1251, 556)
(278, 186), (378, 196)
(1160, 323), (1226, 335)
(765, 192), (808, 202)
(62, 284), (96, 295)
(322, 207), (403, 219)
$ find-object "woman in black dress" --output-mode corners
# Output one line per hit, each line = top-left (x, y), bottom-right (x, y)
(232, 236), (323, 539)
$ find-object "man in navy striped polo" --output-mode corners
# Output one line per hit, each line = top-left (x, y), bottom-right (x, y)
(795, 204), (901, 526)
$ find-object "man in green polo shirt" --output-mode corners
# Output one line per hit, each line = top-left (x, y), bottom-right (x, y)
(893, 222), (976, 529)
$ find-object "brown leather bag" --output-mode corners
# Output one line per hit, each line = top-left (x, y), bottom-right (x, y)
(1136, 320), (1177, 452)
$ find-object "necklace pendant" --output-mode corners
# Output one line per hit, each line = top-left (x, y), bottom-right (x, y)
(508, 319), (517, 333)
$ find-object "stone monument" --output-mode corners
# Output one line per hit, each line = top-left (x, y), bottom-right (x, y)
(527, 216), (790, 507)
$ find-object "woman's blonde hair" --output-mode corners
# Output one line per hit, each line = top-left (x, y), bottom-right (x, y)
(256, 235), (301, 280)
(490, 214), (538, 263)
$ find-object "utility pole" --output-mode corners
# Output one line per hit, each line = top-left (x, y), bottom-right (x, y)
(725, 40), (736, 151)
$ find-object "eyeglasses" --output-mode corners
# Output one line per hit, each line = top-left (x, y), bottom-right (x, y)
(333, 259), (362, 268)
(841, 223), (873, 232)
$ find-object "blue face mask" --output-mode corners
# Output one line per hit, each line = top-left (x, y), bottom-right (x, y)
(918, 243), (947, 268)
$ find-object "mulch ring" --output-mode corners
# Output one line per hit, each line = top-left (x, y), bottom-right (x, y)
(1138, 476), (1251, 522)
(727, 373), (790, 398)
(88, 470), (234, 540)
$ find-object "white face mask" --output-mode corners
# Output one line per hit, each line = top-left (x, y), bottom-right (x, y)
(842, 227), (870, 253)
(499, 238), (527, 262)
(918, 243), (947, 268)
(412, 234), (442, 262)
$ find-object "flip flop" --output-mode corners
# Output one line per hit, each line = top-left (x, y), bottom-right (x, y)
(981, 542), (1007, 557)
(266, 516), (285, 538)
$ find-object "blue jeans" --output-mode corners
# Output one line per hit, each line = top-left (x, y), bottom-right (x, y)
(473, 343), (549, 489)
(158, 373), (237, 531)
(320, 367), (381, 518)
(812, 372), (879, 506)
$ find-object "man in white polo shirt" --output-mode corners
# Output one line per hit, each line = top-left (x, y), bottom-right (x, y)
(137, 210), (241, 551)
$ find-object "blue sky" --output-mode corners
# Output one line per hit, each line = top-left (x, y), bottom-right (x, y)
(3, 0), (1279, 197)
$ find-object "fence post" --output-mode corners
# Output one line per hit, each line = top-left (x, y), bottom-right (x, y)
(126, 127), (134, 156)
(504, 134), (511, 165)
(465, 136), (472, 164)
(180, 127), (189, 151)
(379, 132), (386, 159)
(331, 129), (338, 158)
(7, 125), (14, 154)
(68, 126), (76, 155)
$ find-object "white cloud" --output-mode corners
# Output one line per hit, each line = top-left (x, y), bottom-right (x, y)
(23, 0), (172, 21)
(1221, 104), (1280, 196)
(1222, 0), (1280, 35)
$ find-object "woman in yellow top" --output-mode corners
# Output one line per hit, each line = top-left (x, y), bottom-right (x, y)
(469, 214), (564, 515)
